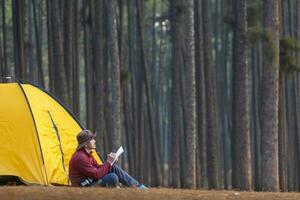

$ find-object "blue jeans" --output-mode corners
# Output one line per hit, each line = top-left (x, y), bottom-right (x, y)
(97, 165), (139, 187)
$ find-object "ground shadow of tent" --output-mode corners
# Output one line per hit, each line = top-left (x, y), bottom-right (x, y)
(0, 81), (102, 186)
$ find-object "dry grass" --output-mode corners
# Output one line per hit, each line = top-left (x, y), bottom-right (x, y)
(1, 186), (300, 200)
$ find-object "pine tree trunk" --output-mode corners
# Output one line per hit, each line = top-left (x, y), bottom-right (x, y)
(1, 0), (7, 77)
(117, 0), (126, 169)
(170, 0), (182, 188)
(27, 1), (35, 82)
(47, 0), (54, 92)
(232, 0), (252, 190)
(83, 0), (94, 129)
(184, 0), (196, 189)
(195, 0), (208, 189)
(260, 0), (280, 191)
(221, 24), (232, 190)
(295, 0), (300, 192)
(127, 0), (137, 177)
(49, 0), (68, 104)
(278, 70), (288, 191)
(252, 46), (262, 190)
(32, 0), (44, 87)
(202, 0), (220, 189)
(72, 1), (79, 116)
(12, 0), (26, 79)
(94, 0), (106, 152)
(63, 0), (75, 108)
(108, 0), (122, 150)
(136, 0), (162, 186)
(103, 0), (111, 154)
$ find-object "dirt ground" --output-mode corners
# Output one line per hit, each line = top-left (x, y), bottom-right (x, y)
(1, 186), (300, 200)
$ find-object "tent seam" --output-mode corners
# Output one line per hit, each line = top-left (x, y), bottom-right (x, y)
(16, 82), (49, 186)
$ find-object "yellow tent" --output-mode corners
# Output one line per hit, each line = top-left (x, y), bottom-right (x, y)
(0, 82), (102, 186)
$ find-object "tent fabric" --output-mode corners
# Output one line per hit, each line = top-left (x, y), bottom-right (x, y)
(0, 82), (102, 186)
(0, 83), (47, 185)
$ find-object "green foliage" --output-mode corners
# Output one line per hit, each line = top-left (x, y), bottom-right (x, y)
(247, 27), (264, 46)
(247, 0), (262, 27)
(280, 37), (300, 52)
(120, 69), (132, 87)
(247, 28), (278, 65)
(261, 29), (277, 65)
(280, 54), (298, 73)
(280, 37), (300, 73)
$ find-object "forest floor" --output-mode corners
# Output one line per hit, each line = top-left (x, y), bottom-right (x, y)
(1, 186), (300, 200)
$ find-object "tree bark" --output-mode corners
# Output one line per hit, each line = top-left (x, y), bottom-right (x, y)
(170, 0), (182, 188)
(260, 0), (280, 191)
(72, 1), (79, 116)
(12, 0), (26, 79)
(136, 0), (162, 186)
(93, 0), (106, 152)
(232, 0), (252, 190)
(108, 0), (122, 150)
(195, 0), (208, 189)
(63, 0), (75, 108)
(202, 0), (221, 189)
(184, 0), (196, 189)
(49, 0), (68, 104)
(47, 0), (54, 91)
(32, 0), (44, 87)
(1, 0), (7, 77)
(127, 0), (137, 177)
(83, 0), (94, 129)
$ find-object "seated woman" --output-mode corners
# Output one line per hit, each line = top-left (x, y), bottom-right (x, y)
(69, 130), (147, 189)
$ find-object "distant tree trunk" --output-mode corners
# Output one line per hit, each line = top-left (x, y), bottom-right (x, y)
(83, 0), (94, 129)
(195, 0), (208, 189)
(202, 0), (220, 189)
(294, 75), (300, 191)
(27, 1), (35, 82)
(107, 0), (122, 150)
(64, 0), (75, 108)
(103, 0), (111, 154)
(297, 0), (300, 55)
(72, 1), (79, 116)
(117, 0), (126, 169)
(224, 33), (232, 190)
(93, 0), (106, 154)
(49, 0), (68, 104)
(260, 0), (280, 191)
(295, 0), (300, 192)
(279, 0), (290, 191)
(126, 0), (137, 177)
(0, 32), (2, 81)
(32, 0), (44, 87)
(1, 0), (8, 77)
(252, 45), (263, 191)
(232, 0), (252, 190)
(184, 0), (196, 189)
(179, 61), (187, 187)
(136, 0), (162, 186)
(12, 0), (26, 79)
(170, 0), (182, 188)
(287, 77), (298, 191)
(0, 49), (2, 82)
(47, 0), (54, 91)
(278, 81), (288, 191)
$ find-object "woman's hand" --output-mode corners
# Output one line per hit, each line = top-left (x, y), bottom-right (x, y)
(107, 152), (117, 165)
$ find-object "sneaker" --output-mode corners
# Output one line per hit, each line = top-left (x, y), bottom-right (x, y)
(137, 184), (148, 190)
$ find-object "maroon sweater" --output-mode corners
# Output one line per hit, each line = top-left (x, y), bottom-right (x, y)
(69, 149), (111, 186)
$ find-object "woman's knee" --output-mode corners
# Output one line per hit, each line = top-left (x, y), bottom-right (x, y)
(106, 173), (119, 186)
(110, 173), (119, 184)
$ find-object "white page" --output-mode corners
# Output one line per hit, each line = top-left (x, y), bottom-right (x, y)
(111, 146), (124, 164)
